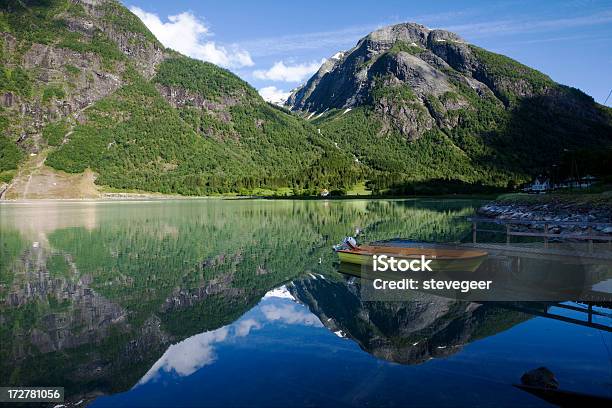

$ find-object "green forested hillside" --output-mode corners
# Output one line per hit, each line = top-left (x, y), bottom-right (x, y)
(0, 0), (360, 196)
(312, 69), (612, 194)
(2, 3), (611, 197)
(46, 65), (360, 194)
(313, 107), (512, 194)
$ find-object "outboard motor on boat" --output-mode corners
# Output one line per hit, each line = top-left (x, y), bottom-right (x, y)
(344, 236), (358, 249)
(332, 236), (358, 252)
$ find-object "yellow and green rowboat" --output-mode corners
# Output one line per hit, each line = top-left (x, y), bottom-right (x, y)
(336, 244), (488, 273)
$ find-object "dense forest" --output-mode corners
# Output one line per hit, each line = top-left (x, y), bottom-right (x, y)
(45, 61), (363, 195)
(305, 44), (612, 194)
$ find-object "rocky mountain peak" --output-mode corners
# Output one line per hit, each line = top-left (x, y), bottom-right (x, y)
(285, 21), (607, 132)
(361, 22), (463, 49)
(286, 22), (472, 118)
(364, 22), (431, 46)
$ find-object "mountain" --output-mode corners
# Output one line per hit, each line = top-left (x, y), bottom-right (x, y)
(0, 0), (359, 198)
(287, 23), (612, 194)
(289, 276), (529, 365)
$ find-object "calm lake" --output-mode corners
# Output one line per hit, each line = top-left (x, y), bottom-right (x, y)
(0, 199), (610, 407)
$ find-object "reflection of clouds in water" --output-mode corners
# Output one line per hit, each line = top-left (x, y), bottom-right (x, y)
(261, 304), (322, 327)
(138, 297), (321, 386)
(139, 327), (229, 384)
(235, 318), (261, 337)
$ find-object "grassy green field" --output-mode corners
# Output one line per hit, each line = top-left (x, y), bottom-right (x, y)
(346, 181), (372, 196)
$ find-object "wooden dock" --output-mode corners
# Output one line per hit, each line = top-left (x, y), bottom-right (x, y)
(460, 242), (612, 264)
(467, 217), (612, 258)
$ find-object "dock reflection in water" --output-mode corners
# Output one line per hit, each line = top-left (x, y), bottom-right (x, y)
(338, 241), (612, 303)
(0, 199), (610, 407)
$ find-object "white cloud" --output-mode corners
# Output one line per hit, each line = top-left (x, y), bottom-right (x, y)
(261, 304), (322, 326)
(130, 7), (253, 69)
(234, 318), (262, 337)
(253, 59), (325, 83)
(258, 86), (291, 105)
(138, 326), (229, 384)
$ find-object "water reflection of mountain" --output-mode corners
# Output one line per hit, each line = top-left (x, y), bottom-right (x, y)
(289, 276), (531, 365)
(0, 199), (483, 404)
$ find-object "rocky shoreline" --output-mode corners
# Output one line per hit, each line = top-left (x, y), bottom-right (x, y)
(477, 195), (612, 235)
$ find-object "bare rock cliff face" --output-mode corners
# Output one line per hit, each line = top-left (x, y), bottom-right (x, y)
(74, 0), (166, 78)
(1, 0), (167, 155)
(286, 23), (471, 113)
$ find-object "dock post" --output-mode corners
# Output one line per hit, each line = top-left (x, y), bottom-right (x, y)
(544, 223), (548, 249)
(506, 224), (510, 245)
(472, 222), (477, 244)
(588, 226), (593, 253)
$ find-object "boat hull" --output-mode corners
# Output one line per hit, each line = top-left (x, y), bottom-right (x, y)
(336, 246), (488, 273)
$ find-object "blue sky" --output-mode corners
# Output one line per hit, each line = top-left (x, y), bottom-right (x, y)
(124, 0), (612, 105)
